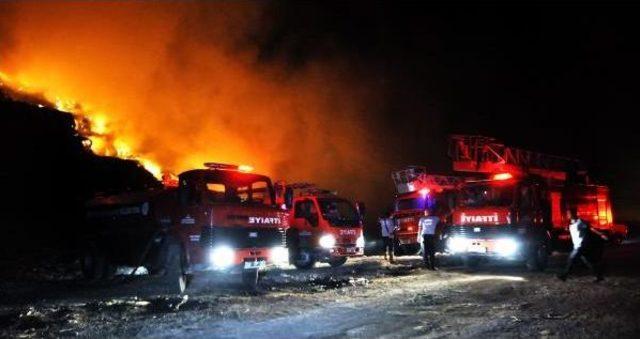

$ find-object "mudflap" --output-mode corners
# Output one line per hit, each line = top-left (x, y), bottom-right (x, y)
(525, 242), (549, 272)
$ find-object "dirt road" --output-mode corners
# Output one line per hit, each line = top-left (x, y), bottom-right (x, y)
(2, 241), (640, 338)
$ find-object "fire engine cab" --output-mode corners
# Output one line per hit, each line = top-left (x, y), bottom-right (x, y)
(391, 167), (461, 254)
(83, 163), (289, 292)
(284, 183), (365, 269)
(444, 135), (627, 270)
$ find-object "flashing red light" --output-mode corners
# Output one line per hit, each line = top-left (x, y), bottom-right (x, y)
(492, 173), (513, 181)
(238, 164), (254, 173)
(204, 162), (253, 173)
(419, 188), (430, 197)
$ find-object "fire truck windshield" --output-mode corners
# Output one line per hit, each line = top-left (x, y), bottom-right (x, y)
(205, 179), (272, 205)
(317, 198), (359, 227)
(458, 184), (514, 208)
(396, 195), (435, 212)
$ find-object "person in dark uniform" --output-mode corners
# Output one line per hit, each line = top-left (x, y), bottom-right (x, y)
(419, 208), (440, 270)
(558, 207), (607, 282)
(379, 212), (396, 262)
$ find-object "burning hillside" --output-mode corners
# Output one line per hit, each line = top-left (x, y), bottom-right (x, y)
(0, 71), (162, 177)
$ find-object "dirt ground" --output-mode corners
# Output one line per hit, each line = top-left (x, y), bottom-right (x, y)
(1, 240), (640, 338)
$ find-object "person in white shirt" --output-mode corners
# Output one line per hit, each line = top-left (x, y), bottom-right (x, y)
(379, 212), (396, 262)
(558, 207), (606, 282)
(419, 208), (440, 270)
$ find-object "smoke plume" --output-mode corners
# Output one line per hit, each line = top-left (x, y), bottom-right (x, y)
(0, 2), (392, 208)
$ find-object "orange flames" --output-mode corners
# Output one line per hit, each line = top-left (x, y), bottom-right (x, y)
(0, 2), (386, 204)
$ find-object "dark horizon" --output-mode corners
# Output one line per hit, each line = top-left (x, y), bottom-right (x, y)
(263, 2), (640, 219)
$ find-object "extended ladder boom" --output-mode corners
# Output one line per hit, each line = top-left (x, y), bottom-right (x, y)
(392, 166), (463, 194)
(448, 135), (582, 181)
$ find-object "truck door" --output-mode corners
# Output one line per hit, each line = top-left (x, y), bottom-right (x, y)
(177, 177), (210, 255)
(293, 199), (320, 247)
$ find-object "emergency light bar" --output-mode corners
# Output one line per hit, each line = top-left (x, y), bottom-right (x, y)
(204, 163), (253, 172)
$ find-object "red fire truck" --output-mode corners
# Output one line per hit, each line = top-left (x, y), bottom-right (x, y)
(391, 167), (462, 254)
(444, 135), (627, 270)
(285, 183), (365, 269)
(82, 163), (289, 292)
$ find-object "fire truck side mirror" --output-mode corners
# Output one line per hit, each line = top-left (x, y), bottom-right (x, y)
(285, 187), (294, 209)
(356, 201), (366, 218)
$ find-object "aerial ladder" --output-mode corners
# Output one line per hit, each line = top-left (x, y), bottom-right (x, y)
(447, 134), (585, 182)
(391, 166), (464, 194)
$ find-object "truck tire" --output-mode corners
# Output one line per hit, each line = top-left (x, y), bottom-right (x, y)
(525, 243), (549, 272)
(81, 248), (105, 281)
(163, 243), (187, 294)
(397, 243), (420, 256)
(242, 268), (259, 290)
(463, 256), (480, 269)
(103, 260), (117, 280)
(393, 239), (404, 256)
(328, 257), (347, 267)
(293, 248), (316, 270)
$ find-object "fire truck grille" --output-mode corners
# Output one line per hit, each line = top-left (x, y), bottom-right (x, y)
(446, 225), (514, 238)
(200, 226), (286, 249)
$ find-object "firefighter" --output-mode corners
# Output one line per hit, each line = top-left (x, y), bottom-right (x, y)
(419, 208), (439, 270)
(379, 212), (396, 262)
(558, 207), (607, 282)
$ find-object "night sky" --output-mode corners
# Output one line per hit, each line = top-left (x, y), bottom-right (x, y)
(260, 2), (640, 220)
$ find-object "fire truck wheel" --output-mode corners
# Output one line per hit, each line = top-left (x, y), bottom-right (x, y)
(103, 261), (117, 280)
(462, 256), (480, 269)
(328, 257), (347, 267)
(393, 239), (404, 256)
(293, 248), (316, 270)
(81, 248), (105, 281)
(242, 268), (259, 290)
(163, 243), (187, 294)
(526, 243), (549, 272)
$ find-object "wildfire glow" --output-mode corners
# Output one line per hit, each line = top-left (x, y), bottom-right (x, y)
(0, 2), (382, 202)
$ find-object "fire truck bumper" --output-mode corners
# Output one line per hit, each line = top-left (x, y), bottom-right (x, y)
(445, 236), (527, 260)
(396, 233), (420, 245)
(190, 246), (289, 274)
(317, 245), (364, 260)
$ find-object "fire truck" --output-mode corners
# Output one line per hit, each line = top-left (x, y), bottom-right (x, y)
(391, 167), (462, 254)
(444, 135), (627, 270)
(285, 183), (365, 269)
(82, 163), (289, 292)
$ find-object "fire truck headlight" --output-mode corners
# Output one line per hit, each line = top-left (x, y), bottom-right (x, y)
(495, 238), (519, 257)
(319, 234), (336, 248)
(447, 237), (469, 253)
(270, 246), (289, 264)
(356, 235), (365, 248)
(210, 246), (235, 268)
